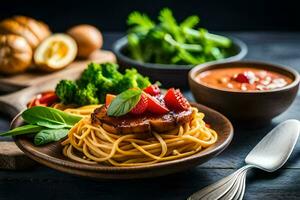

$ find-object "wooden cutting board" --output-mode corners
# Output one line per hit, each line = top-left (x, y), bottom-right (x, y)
(0, 50), (116, 93)
(0, 50), (115, 169)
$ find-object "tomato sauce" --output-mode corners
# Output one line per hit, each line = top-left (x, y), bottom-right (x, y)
(197, 67), (293, 91)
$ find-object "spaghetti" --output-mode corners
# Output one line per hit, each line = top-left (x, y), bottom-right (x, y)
(60, 105), (218, 167)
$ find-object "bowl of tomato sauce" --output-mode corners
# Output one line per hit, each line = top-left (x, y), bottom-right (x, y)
(188, 61), (300, 126)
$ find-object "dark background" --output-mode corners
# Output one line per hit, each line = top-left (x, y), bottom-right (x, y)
(1, 0), (299, 32)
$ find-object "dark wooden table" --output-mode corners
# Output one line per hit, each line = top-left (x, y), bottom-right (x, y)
(0, 32), (300, 200)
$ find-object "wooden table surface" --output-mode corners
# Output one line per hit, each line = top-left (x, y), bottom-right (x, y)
(0, 32), (300, 200)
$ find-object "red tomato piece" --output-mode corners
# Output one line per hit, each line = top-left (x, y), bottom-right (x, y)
(143, 85), (161, 96)
(130, 93), (148, 115)
(146, 94), (169, 114)
(234, 73), (250, 83)
(105, 94), (116, 107)
(38, 91), (58, 105)
(164, 88), (190, 111)
(27, 91), (58, 108)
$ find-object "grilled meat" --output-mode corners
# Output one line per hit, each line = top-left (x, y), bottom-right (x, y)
(91, 105), (193, 135)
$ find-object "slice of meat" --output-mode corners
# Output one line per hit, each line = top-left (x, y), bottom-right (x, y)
(91, 105), (194, 135)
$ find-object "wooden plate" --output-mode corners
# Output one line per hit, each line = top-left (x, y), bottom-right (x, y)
(12, 103), (233, 179)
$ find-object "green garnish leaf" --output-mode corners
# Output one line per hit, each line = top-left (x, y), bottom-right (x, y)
(22, 106), (82, 129)
(107, 89), (142, 117)
(0, 124), (44, 137)
(34, 129), (69, 146)
(0, 106), (81, 146)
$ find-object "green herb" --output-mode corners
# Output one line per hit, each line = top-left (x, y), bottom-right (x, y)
(126, 8), (233, 65)
(0, 106), (82, 146)
(0, 124), (43, 137)
(34, 129), (69, 146)
(55, 63), (151, 106)
(22, 106), (82, 129)
(107, 89), (142, 117)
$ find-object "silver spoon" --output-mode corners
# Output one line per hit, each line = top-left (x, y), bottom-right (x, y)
(188, 119), (300, 200)
(223, 170), (247, 200)
(195, 166), (250, 200)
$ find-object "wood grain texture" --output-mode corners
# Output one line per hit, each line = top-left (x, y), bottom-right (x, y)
(0, 50), (116, 92)
(0, 168), (300, 200)
(0, 141), (35, 169)
(13, 103), (233, 179)
(0, 32), (300, 199)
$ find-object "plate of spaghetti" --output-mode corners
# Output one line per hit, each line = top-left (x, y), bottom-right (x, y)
(1, 63), (233, 179)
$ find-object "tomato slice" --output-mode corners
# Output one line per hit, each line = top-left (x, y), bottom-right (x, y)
(164, 88), (190, 111)
(27, 91), (58, 108)
(130, 94), (148, 115)
(39, 91), (58, 105)
(143, 85), (160, 96)
(146, 94), (169, 114)
(105, 94), (116, 107)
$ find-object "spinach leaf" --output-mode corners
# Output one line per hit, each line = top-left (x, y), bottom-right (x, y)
(34, 129), (69, 146)
(22, 106), (82, 129)
(0, 125), (44, 137)
(107, 89), (142, 117)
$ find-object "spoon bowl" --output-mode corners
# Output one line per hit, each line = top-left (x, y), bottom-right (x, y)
(245, 119), (300, 172)
(188, 119), (300, 200)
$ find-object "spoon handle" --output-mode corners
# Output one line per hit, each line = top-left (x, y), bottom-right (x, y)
(226, 170), (248, 200)
(201, 169), (248, 200)
(187, 165), (252, 200)
(238, 172), (247, 200)
(208, 170), (248, 200)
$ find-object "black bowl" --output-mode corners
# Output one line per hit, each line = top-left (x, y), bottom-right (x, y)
(113, 36), (248, 88)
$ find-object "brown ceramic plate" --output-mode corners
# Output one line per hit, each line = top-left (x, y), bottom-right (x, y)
(13, 102), (233, 179)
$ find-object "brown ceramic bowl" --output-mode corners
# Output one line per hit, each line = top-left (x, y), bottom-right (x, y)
(189, 61), (300, 125)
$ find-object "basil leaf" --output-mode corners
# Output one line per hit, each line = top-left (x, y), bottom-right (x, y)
(34, 129), (69, 146)
(107, 89), (142, 117)
(0, 125), (44, 137)
(22, 106), (82, 129)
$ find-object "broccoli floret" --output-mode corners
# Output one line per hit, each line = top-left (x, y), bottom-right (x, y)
(115, 69), (138, 93)
(136, 73), (151, 89)
(79, 63), (101, 84)
(100, 63), (123, 92)
(78, 63), (123, 92)
(55, 63), (152, 106)
(75, 83), (99, 105)
(101, 63), (122, 80)
(77, 63), (125, 104)
(55, 80), (77, 104)
(79, 63), (106, 86)
(115, 68), (150, 93)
